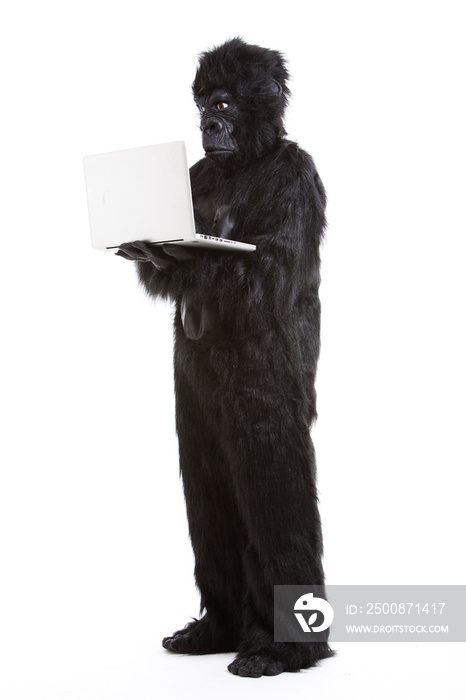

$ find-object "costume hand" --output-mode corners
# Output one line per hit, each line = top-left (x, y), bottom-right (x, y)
(115, 241), (194, 272)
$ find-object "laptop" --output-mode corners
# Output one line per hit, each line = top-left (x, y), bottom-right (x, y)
(83, 141), (256, 252)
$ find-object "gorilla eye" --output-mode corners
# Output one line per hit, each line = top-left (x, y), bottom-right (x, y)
(197, 104), (206, 113)
(216, 102), (229, 111)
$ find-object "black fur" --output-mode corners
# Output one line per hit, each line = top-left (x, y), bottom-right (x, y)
(117, 38), (333, 677)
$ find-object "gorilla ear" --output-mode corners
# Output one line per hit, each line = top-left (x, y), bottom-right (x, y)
(271, 79), (283, 96)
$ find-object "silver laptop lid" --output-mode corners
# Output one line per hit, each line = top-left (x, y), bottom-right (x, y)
(83, 141), (195, 250)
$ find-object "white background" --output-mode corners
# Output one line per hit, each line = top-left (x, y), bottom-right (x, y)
(0, 1), (465, 698)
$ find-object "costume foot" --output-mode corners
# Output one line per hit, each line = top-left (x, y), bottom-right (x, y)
(228, 654), (284, 677)
(162, 615), (239, 654)
(227, 642), (334, 677)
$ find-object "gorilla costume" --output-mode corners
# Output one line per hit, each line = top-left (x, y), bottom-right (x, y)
(117, 38), (333, 677)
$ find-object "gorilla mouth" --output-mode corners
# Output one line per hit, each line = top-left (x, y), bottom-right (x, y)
(204, 147), (235, 163)
(205, 147), (233, 154)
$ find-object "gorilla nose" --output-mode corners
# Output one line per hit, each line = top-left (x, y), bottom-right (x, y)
(202, 117), (224, 135)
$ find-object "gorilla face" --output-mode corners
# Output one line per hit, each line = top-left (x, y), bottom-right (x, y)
(192, 38), (291, 169)
(195, 90), (238, 164)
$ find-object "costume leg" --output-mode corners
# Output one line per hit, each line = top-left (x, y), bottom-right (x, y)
(162, 370), (246, 654)
(218, 344), (333, 675)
